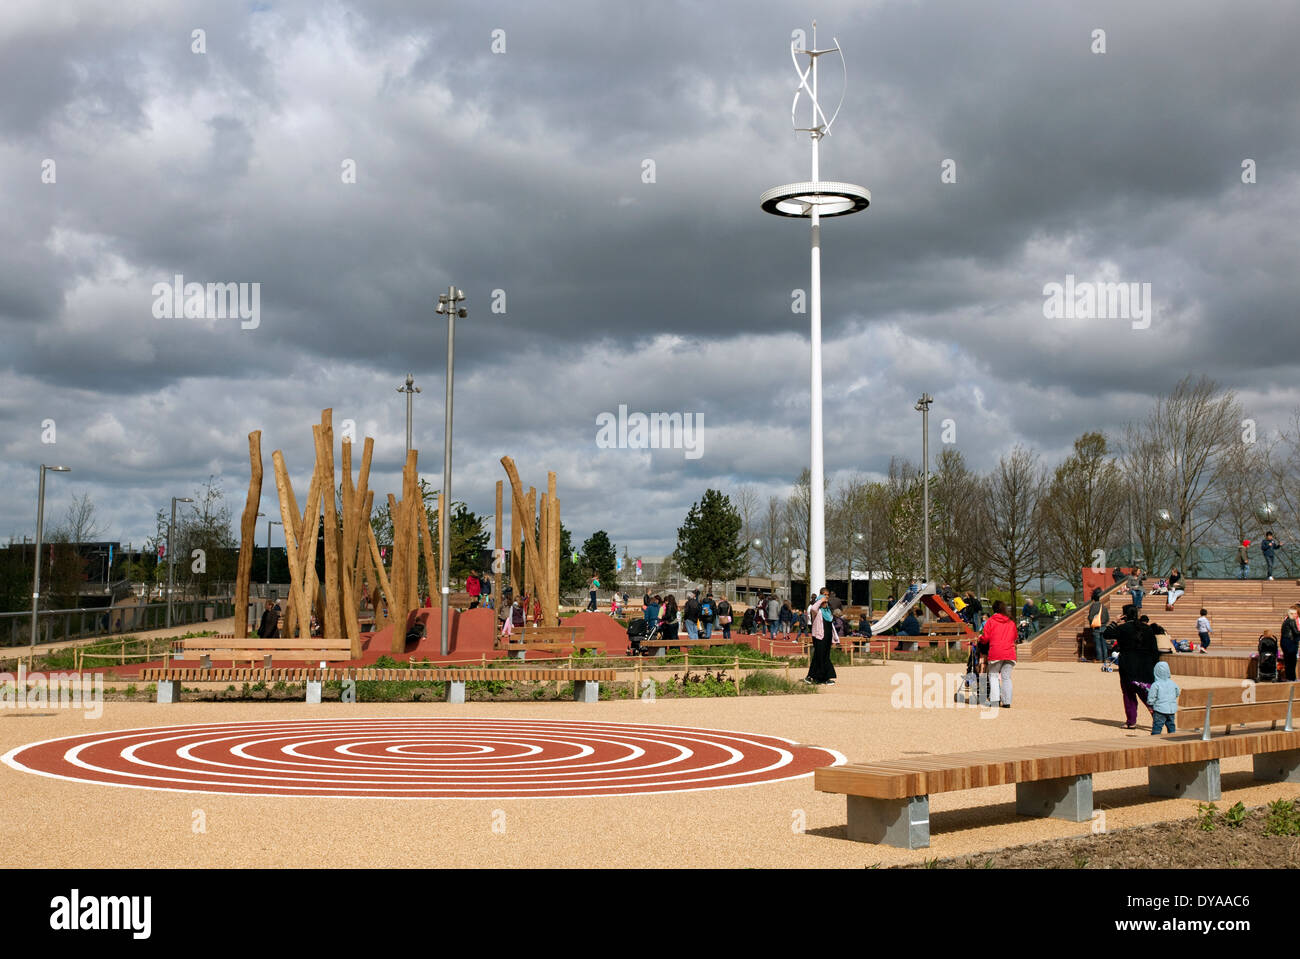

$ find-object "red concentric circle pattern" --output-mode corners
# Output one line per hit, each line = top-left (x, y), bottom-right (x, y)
(2, 718), (844, 799)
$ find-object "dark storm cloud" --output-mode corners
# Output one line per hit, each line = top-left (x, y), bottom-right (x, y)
(2, 0), (1299, 556)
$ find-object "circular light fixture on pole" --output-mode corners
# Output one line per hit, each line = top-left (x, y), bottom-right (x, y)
(761, 22), (869, 600)
(30, 464), (71, 649)
(434, 286), (467, 657)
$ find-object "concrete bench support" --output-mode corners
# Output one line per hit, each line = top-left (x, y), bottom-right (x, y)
(1015, 774), (1093, 822)
(897, 641), (919, 652)
(1253, 748), (1300, 783)
(305, 681), (322, 704)
(1149, 759), (1221, 801)
(845, 794), (930, 849)
(446, 680), (466, 704)
(157, 680), (181, 704)
(574, 680), (600, 704)
(509, 648), (527, 661)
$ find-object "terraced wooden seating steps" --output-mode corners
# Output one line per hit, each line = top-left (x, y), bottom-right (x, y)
(170, 635), (352, 666)
(140, 665), (616, 704)
(815, 722), (1300, 849)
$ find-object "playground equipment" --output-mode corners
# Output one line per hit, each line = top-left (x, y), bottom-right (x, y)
(868, 581), (975, 637)
(501, 456), (561, 627)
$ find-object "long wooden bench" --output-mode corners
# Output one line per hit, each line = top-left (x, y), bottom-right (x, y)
(502, 625), (591, 659)
(140, 666), (616, 704)
(172, 635), (352, 667)
(815, 687), (1300, 848)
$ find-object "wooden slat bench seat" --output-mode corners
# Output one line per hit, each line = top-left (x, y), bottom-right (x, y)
(815, 725), (1300, 848)
(1178, 682), (1298, 738)
(638, 636), (718, 657)
(140, 666), (616, 704)
(502, 625), (592, 659)
(172, 635), (352, 666)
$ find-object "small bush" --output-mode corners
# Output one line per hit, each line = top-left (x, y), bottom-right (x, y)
(1196, 802), (1218, 831)
(1264, 798), (1300, 836)
(1223, 801), (1247, 828)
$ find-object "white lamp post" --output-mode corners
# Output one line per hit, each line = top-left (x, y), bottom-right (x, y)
(761, 22), (870, 598)
(434, 286), (467, 656)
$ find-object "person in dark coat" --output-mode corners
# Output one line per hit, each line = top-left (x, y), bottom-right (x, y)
(1281, 605), (1300, 682)
(257, 600), (279, 639)
(804, 588), (838, 685)
(1104, 603), (1160, 729)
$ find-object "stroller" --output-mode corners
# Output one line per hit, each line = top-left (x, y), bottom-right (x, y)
(956, 639), (989, 704)
(1257, 633), (1280, 682)
(627, 618), (661, 656)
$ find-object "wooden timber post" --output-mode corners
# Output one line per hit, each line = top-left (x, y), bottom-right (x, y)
(500, 458), (552, 621)
(233, 430), (263, 639)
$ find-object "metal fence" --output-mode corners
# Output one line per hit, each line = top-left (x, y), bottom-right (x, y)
(0, 599), (234, 648)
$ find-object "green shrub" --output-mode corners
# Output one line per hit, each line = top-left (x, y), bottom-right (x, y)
(1196, 802), (1218, 831)
(1264, 798), (1300, 836)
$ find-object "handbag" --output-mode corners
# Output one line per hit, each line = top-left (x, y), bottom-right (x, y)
(719, 615), (732, 624)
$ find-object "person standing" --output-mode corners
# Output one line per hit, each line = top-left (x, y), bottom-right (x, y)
(1281, 605), (1300, 682)
(658, 594), (679, 643)
(1148, 662), (1181, 735)
(588, 577), (600, 612)
(1237, 540), (1251, 579)
(466, 571), (482, 607)
(644, 593), (658, 625)
(699, 593), (716, 639)
(804, 588), (838, 685)
(1105, 604), (1160, 729)
(1022, 596), (1039, 637)
(1196, 608), (1212, 653)
(481, 572), (493, 609)
(257, 600), (280, 639)
(765, 593), (782, 639)
(683, 590), (701, 639)
(1087, 588), (1112, 670)
(779, 600), (794, 637)
(1262, 532), (1283, 580)
(981, 600), (1018, 708)
(717, 596), (733, 639)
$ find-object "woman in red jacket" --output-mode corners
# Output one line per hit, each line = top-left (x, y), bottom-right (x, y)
(981, 600), (1018, 708)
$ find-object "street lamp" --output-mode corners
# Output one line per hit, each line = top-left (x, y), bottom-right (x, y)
(167, 496), (194, 628)
(30, 464), (71, 648)
(914, 393), (933, 585)
(267, 519), (281, 589)
(434, 285), (467, 656)
(848, 530), (865, 605)
(761, 22), (870, 600)
(396, 374), (421, 452)
(781, 534), (792, 600)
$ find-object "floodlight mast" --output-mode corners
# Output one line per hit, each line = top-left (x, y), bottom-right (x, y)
(760, 22), (869, 598)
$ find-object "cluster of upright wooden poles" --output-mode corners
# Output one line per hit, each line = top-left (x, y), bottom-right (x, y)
(228, 414), (561, 660)
(231, 408), (445, 657)
(501, 456), (561, 628)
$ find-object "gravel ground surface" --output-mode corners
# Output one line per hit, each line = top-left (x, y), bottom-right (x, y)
(3, 659), (1296, 868)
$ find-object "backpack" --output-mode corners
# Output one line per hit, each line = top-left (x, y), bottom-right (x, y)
(700, 601), (714, 621)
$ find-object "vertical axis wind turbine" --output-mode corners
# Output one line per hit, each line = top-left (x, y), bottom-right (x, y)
(760, 21), (870, 596)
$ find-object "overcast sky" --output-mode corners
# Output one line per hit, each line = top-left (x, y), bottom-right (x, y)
(3, 0), (1299, 559)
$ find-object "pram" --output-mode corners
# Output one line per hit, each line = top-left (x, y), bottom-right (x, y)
(956, 639), (990, 704)
(1257, 634), (1280, 682)
(627, 618), (663, 656)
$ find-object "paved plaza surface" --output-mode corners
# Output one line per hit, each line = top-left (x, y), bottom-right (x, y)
(3, 660), (1294, 868)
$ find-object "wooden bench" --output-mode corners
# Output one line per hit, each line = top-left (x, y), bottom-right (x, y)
(638, 636), (716, 657)
(140, 666), (617, 704)
(172, 636), (352, 667)
(1179, 682), (1299, 738)
(502, 625), (591, 660)
(815, 695), (1300, 848)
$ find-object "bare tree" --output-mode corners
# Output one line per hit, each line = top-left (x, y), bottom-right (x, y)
(1039, 432), (1125, 592)
(59, 492), (103, 547)
(756, 496), (786, 577)
(733, 484), (761, 576)
(827, 473), (870, 595)
(878, 458), (923, 597)
(1140, 375), (1243, 576)
(1265, 409), (1300, 577)
(1120, 424), (1179, 577)
(1216, 436), (1273, 575)
(930, 448), (986, 593)
(979, 446), (1044, 609)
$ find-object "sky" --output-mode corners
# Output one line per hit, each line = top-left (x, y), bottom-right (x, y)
(2, 0), (1299, 560)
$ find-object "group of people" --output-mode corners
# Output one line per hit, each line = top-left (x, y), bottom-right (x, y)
(640, 590), (734, 639)
(1237, 531), (1285, 580)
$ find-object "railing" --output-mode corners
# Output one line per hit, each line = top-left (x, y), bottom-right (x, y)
(1026, 582), (1127, 662)
(0, 600), (234, 648)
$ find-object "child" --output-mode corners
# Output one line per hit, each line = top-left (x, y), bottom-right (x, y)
(1148, 661), (1180, 734)
(1196, 608), (1212, 653)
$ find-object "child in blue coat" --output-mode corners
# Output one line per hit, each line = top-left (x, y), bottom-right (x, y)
(1148, 660), (1180, 734)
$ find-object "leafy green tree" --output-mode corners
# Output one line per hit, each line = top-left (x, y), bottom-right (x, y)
(580, 530), (618, 593)
(675, 489), (746, 593)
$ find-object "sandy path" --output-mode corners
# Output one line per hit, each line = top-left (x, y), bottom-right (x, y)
(2, 659), (1295, 868)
